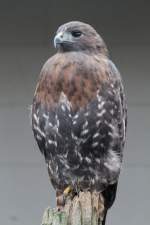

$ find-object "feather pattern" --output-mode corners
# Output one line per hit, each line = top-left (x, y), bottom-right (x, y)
(31, 21), (127, 223)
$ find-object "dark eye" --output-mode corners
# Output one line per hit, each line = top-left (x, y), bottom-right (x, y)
(71, 30), (82, 38)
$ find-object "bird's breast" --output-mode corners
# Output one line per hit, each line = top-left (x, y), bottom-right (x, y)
(35, 53), (109, 111)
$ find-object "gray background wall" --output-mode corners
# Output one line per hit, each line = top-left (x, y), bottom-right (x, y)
(0, 1), (150, 225)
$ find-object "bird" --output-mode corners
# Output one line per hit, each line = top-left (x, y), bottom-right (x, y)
(31, 21), (127, 225)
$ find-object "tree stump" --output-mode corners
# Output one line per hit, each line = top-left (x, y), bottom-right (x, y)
(42, 191), (105, 225)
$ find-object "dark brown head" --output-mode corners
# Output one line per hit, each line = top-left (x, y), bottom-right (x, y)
(54, 21), (108, 55)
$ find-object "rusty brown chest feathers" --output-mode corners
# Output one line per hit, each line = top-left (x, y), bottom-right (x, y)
(34, 52), (109, 111)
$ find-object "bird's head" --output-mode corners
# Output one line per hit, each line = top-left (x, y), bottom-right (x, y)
(54, 21), (108, 55)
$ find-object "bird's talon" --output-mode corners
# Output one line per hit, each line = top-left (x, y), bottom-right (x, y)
(63, 186), (72, 196)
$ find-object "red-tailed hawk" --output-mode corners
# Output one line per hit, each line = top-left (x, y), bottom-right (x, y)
(32, 21), (127, 225)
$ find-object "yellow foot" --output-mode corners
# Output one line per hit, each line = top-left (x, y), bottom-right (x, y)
(63, 186), (72, 196)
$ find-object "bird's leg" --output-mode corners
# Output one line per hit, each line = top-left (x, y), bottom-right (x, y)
(64, 185), (77, 201)
(56, 186), (73, 211)
(64, 179), (81, 198)
(63, 185), (72, 196)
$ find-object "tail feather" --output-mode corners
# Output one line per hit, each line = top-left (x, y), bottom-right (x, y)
(102, 211), (107, 225)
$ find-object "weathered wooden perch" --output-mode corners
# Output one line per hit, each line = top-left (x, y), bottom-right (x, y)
(42, 191), (105, 225)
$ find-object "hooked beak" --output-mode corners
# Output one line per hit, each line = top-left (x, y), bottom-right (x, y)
(54, 32), (74, 49)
